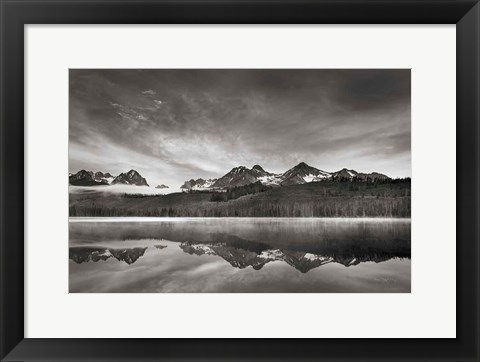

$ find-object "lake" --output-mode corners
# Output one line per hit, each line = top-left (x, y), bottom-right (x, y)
(69, 217), (411, 293)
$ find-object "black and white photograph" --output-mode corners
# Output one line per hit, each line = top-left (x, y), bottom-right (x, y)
(69, 69), (411, 293)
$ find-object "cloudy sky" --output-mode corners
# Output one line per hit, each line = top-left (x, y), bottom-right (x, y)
(69, 69), (411, 188)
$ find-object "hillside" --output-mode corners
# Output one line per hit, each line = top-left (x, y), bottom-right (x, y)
(69, 179), (411, 218)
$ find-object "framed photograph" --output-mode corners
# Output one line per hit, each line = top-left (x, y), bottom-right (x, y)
(68, 68), (412, 294)
(1, 0), (479, 361)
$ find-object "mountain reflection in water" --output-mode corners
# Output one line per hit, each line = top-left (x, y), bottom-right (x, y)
(179, 235), (409, 273)
(69, 218), (411, 293)
(69, 246), (149, 264)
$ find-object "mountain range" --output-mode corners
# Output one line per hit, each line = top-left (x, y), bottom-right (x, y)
(69, 241), (405, 272)
(69, 246), (148, 265)
(180, 162), (389, 189)
(180, 178), (217, 189)
(68, 170), (109, 186)
(69, 162), (390, 190)
(179, 240), (404, 273)
(69, 169), (150, 187)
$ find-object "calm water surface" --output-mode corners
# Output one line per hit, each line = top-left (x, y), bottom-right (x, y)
(69, 218), (411, 293)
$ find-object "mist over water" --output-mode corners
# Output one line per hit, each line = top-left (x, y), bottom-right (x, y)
(69, 218), (411, 293)
(69, 185), (182, 195)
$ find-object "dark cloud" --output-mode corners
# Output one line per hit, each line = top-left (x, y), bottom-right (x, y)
(335, 69), (411, 110)
(69, 69), (411, 187)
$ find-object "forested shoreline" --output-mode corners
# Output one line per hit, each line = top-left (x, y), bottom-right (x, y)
(69, 179), (411, 218)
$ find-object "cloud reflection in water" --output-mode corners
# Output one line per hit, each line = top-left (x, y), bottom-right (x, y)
(69, 218), (410, 293)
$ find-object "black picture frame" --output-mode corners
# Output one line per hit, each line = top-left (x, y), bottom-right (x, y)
(1, 1), (479, 361)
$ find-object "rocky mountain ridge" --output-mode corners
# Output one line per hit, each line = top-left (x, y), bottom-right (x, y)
(69, 162), (390, 190)
(180, 241), (400, 273)
(180, 162), (390, 189)
(69, 169), (154, 187)
(180, 178), (218, 190)
(112, 169), (149, 186)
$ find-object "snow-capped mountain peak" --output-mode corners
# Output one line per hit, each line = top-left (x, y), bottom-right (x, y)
(180, 178), (218, 190)
(112, 169), (149, 186)
(280, 162), (331, 185)
(332, 168), (358, 179)
(69, 170), (110, 186)
(211, 165), (274, 188)
(251, 164), (270, 175)
(94, 171), (114, 184)
(180, 162), (390, 189)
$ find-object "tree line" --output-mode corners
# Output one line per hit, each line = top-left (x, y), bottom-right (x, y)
(70, 196), (410, 218)
(69, 179), (411, 218)
(210, 181), (271, 202)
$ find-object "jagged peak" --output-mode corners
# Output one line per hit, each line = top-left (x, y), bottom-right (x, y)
(339, 167), (357, 173)
(252, 164), (265, 172)
(286, 162), (315, 172)
(290, 162), (316, 171)
(112, 169), (148, 186)
(229, 165), (249, 173)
